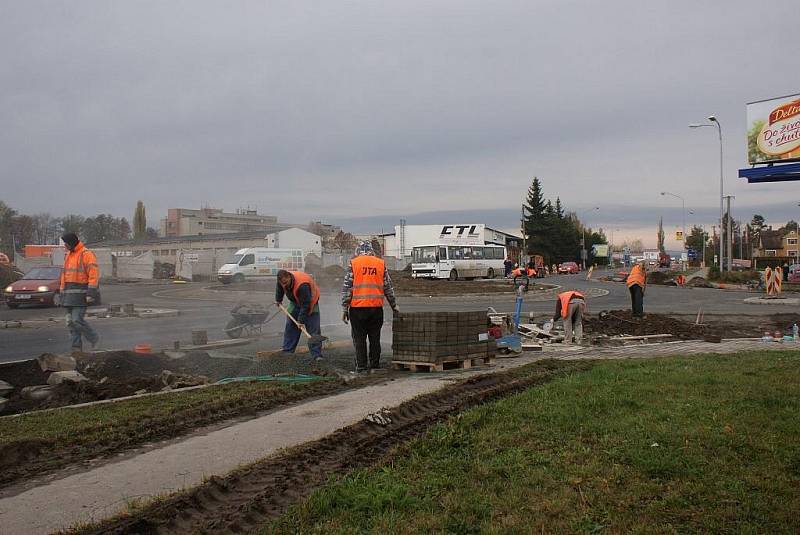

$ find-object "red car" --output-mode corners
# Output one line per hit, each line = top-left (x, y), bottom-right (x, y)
(4, 266), (64, 308)
(558, 262), (580, 274)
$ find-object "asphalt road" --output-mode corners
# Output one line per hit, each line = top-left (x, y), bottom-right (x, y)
(1, 272), (795, 363)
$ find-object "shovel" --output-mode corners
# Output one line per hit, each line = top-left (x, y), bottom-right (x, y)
(276, 303), (328, 345)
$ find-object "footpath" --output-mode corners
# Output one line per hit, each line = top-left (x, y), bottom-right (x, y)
(0, 338), (795, 534)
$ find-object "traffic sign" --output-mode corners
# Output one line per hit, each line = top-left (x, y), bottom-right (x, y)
(687, 248), (697, 260)
(675, 231), (684, 241)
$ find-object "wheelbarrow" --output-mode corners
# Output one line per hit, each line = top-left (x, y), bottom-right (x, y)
(224, 304), (280, 339)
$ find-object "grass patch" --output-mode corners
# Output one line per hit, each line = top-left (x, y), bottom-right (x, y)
(0, 378), (345, 487)
(1, 381), (298, 447)
(267, 352), (800, 534)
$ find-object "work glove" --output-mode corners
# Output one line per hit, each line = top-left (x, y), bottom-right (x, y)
(342, 309), (349, 324)
(87, 288), (99, 305)
(391, 306), (400, 315)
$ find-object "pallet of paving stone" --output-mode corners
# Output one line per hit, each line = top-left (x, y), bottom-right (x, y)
(391, 355), (496, 372)
(392, 311), (494, 364)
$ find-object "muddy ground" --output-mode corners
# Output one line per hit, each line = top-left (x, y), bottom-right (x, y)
(0, 349), (356, 416)
(0, 374), (383, 490)
(585, 310), (800, 340)
(74, 360), (591, 535)
(5, 306), (796, 416)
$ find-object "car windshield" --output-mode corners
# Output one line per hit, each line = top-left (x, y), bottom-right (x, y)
(230, 254), (244, 264)
(412, 247), (437, 263)
(23, 267), (62, 280)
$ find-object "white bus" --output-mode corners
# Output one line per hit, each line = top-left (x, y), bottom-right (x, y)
(411, 244), (506, 280)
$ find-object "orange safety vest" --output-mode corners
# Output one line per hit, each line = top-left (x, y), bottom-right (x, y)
(288, 271), (320, 311)
(350, 255), (385, 307)
(558, 291), (585, 318)
(512, 268), (527, 278)
(60, 242), (99, 291)
(627, 264), (646, 288)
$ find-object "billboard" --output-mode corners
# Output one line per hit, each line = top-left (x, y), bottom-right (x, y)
(591, 244), (609, 257)
(747, 93), (800, 164)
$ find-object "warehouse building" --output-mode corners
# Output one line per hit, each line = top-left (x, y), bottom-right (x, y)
(372, 224), (522, 265)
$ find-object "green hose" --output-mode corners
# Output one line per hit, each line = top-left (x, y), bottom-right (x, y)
(216, 374), (326, 384)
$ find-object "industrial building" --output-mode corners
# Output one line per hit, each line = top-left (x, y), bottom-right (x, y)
(88, 227), (324, 280)
(160, 207), (283, 237)
(373, 224), (522, 263)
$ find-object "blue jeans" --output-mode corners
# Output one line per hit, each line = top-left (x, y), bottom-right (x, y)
(282, 309), (322, 358)
(66, 306), (98, 350)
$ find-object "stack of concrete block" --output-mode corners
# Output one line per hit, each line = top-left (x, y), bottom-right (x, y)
(392, 311), (496, 363)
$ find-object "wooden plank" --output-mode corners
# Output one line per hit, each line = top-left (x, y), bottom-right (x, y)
(519, 324), (557, 338)
(391, 355), (495, 373)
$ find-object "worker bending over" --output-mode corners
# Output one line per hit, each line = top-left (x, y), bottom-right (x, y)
(511, 265), (536, 290)
(275, 269), (323, 360)
(626, 261), (647, 318)
(552, 290), (586, 344)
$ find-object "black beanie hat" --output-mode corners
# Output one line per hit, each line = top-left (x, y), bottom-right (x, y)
(61, 233), (80, 248)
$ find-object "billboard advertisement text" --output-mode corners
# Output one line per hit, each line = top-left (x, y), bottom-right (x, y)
(747, 93), (800, 164)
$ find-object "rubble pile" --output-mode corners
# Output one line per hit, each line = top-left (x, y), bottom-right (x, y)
(646, 271), (674, 285)
(153, 262), (176, 279)
(0, 351), (210, 415)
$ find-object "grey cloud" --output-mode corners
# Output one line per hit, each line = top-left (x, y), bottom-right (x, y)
(0, 1), (797, 231)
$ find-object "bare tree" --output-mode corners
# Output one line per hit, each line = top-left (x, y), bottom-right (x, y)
(32, 213), (58, 244)
(59, 214), (85, 236)
(332, 231), (357, 254)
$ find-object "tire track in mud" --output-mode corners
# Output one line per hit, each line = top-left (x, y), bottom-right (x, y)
(1, 379), (372, 492)
(76, 361), (591, 535)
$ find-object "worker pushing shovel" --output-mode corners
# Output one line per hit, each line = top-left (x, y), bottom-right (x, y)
(275, 270), (327, 360)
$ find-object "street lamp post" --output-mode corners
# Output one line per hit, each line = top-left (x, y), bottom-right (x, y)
(689, 116), (725, 270)
(578, 207), (600, 270)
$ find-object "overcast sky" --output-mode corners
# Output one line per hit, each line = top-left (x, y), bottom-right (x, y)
(1, 1), (798, 248)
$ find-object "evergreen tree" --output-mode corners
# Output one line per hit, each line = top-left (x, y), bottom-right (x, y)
(657, 217), (665, 254)
(133, 201), (146, 240)
(522, 177), (554, 261)
(554, 197), (564, 218)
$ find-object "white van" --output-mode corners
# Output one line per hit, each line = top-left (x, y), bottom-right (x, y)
(217, 248), (304, 284)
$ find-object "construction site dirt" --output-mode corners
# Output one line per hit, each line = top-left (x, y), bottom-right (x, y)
(72, 360), (590, 535)
(0, 368), (382, 491)
(585, 310), (800, 340)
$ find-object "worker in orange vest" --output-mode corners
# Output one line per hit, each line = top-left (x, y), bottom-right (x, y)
(342, 241), (398, 373)
(60, 233), (101, 352)
(276, 269), (323, 360)
(626, 261), (647, 318)
(511, 265), (535, 290)
(551, 290), (586, 344)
